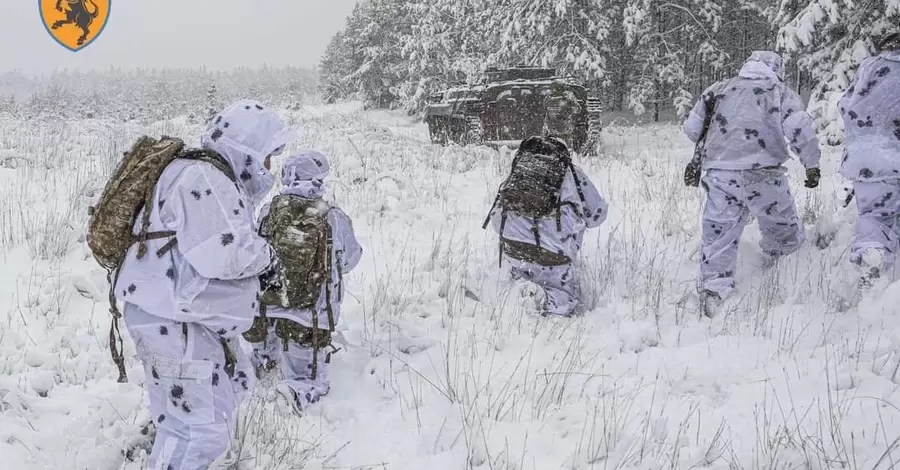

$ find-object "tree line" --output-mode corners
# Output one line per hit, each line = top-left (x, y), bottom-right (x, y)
(319, 0), (899, 143)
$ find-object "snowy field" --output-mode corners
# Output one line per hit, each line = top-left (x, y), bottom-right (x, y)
(3, 102), (900, 469)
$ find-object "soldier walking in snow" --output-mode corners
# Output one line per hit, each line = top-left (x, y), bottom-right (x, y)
(245, 149), (362, 413)
(840, 33), (900, 286)
(683, 51), (821, 315)
(110, 100), (296, 469)
(485, 135), (608, 317)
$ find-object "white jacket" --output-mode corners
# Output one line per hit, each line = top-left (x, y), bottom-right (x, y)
(489, 164), (607, 263)
(840, 50), (900, 182)
(684, 51), (821, 172)
(115, 100), (296, 337)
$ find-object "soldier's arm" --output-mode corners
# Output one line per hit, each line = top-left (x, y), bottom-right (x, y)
(331, 209), (363, 274)
(780, 89), (821, 170)
(570, 168), (608, 229)
(167, 165), (273, 281)
(683, 84), (719, 143)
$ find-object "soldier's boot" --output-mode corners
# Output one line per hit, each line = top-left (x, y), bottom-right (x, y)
(700, 290), (723, 319)
(857, 248), (885, 290)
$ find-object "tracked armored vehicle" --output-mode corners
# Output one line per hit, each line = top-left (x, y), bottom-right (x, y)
(424, 67), (602, 153)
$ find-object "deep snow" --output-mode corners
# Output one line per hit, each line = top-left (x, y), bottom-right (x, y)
(2, 103), (900, 469)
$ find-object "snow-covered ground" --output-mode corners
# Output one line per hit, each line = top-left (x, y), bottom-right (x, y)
(2, 103), (900, 469)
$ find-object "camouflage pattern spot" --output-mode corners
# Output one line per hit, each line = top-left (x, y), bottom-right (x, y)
(768, 107), (780, 114)
(210, 128), (224, 142)
(245, 155), (253, 166)
(165, 268), (174, 280)
(171, 385), (184, 399)
(159, 326), (168, 335)
(256, 105), (264, 110)
(212, 373), (219, 386)
(158, 199), (165, 210)
(151, 366), (160, 379)
(849, 110), (858, 120)
(217, 328), (227, 336)
(877, 66), (891, 78)
(758, 139), (767, 149)
(205, 189), (212, 196)
(860, 168), (874, 178)
(238, 199), (245, 209)
(223, 122), (230, 128)
(190, 190), (202, 200)
(128, 284), (137, 294)
(221, 233), (235, 246)
(181, 402), (191, 413)
(158, 414), (166, 423)
(240, 170), (252, 181)
(215, 116), (222, 125)
(233, 209), (240, 215)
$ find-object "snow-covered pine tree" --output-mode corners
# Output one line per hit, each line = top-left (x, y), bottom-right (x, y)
(205, 83), (219, 124)
(778, 0), (899, 143)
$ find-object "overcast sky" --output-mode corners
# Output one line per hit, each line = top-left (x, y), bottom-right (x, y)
(1, 0), (359, 75)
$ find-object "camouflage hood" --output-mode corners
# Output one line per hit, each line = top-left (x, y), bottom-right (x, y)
(739, 51), (785, 82)
(201, 99), (297, 206)
(281, 149), (330, 199)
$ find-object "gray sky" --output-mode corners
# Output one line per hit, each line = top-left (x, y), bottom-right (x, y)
(1, 0), (359, 75)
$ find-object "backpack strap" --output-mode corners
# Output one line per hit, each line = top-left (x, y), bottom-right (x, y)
(179, 149), (238, 185)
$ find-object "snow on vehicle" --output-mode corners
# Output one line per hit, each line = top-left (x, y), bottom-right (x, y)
(424, 66), (602, 153)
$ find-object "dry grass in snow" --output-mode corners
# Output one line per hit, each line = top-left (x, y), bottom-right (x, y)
(1, 103), (900, 469)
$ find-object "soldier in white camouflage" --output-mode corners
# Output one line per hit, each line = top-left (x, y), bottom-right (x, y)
(248, 149), (363, 413)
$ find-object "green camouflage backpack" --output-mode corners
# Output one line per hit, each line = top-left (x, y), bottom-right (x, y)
(482, 135), (586, 267)
(258, 194), (334, 317)
(87, 135), (236, 383)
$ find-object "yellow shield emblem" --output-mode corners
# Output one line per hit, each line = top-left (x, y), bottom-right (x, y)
(40, 0), (110, 52)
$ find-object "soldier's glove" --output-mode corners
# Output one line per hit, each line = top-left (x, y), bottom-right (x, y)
(258, 251), (282, 292)
(804, 168), (821, 189)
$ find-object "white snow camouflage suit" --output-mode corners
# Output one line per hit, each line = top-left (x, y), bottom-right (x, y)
(251, 150), (363, 410)
(839, 49), (900, 277)
(684, 51), (821, 299)
(115, 99), (296, 470)
(488, 159), (608, 316)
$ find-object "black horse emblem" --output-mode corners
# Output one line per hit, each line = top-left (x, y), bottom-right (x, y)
(51, 0), (100, 47)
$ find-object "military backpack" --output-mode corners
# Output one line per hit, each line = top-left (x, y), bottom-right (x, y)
(483, 136), (586, 267)
(258, 194), (335, 314)
(86, 135), (236, 382)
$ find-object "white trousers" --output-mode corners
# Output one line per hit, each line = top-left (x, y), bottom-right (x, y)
(124, 304), (255, 470)
(506, 257), (582, 316)
(700, 168), (805, 298)
(851, 179), (900, 272)
(251, 323), (332, 408)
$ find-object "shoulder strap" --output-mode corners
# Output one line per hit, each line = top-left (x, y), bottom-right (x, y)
(179, 149), (238, 184)
(698, 84), (724, 145)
